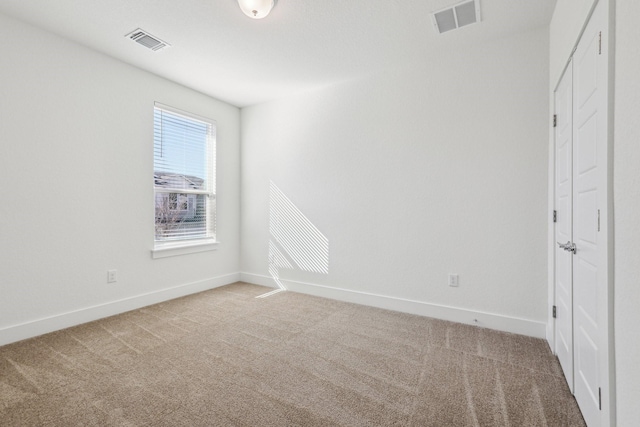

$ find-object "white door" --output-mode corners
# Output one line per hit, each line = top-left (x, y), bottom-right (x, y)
(554, 61), (574, 390)
(553, 1), (610, 425)
(572, 1), (607, 424)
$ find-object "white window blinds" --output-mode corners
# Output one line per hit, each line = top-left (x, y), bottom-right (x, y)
(153, 103), (216, 243)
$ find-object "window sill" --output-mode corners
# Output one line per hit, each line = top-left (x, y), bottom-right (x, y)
(151, 239), (219, 259)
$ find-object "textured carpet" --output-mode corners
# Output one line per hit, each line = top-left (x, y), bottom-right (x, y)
(0, 282), (585, 426)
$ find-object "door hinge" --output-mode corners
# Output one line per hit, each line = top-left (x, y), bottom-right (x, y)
(553, 305), (557, 319)
(553, 210), (557, 223)
(597, 209), (601, 232)
(598, 31), (602, 55)
(553, 114), (557, 128)
(599, 387), (602, 410)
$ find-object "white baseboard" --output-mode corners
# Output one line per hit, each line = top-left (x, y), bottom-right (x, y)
(240, 272), (546, 338)
(0, 272), (240, 347)
(240, 272), (278, 288)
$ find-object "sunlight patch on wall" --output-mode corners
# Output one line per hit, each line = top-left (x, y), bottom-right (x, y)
(267, 240), (291, 291)
(265, 181), (329, 293)
(269, 181), (329, 274)
(269, 240), (294, 270)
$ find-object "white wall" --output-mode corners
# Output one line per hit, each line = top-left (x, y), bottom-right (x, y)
(0, 13), (241, 345)
(241, 28), (550, 336)
(613, 0), (640, 423)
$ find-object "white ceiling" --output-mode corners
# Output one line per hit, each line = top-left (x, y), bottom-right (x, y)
(0, 0), (557, 108)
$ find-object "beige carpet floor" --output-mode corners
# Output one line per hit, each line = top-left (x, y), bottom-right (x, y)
(0, 282), (585, 426)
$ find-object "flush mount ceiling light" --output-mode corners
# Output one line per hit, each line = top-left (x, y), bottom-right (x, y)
(238, 0), (275, 19)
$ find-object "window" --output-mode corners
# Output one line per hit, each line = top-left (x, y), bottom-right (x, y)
(153, 103), (216, 256)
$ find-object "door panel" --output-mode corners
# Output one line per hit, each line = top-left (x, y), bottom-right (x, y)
(576, 116), (598, 174)
(576, 190), (598, 247)
(572, 1), (606, 424)
(554, 61), (573, 389)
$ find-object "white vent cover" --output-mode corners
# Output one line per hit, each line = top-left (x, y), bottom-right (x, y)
(431, 0), (481, 34)
(125, 28), (170, 51)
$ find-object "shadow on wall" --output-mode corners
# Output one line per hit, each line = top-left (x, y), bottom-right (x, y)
(266, 181), (329, 292)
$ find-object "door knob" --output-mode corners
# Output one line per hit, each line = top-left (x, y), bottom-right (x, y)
(557, 241), (576, 254)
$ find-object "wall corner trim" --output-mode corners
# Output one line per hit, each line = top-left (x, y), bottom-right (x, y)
(0, 272), (241, 346)
(240, 272), (546, 338)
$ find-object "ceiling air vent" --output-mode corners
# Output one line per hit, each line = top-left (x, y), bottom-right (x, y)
(125, 28), (170, 51)
(432, 0), (481, 34)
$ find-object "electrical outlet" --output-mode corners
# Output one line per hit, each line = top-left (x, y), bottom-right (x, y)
(448, 274), (459, 287)
(107, 270), (117, 283)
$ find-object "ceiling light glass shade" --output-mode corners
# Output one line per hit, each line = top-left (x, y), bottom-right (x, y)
(238, 0), (274, 19)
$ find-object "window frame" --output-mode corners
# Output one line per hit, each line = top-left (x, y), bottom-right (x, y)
(151, 102), (218, 258)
